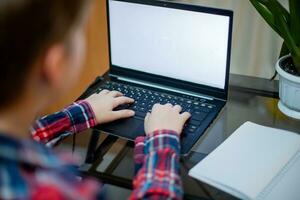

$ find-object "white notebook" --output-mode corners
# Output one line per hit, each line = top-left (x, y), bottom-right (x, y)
(188, 122), (300, 200)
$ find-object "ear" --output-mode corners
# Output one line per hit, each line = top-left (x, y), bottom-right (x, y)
(40, 44), (67, 89)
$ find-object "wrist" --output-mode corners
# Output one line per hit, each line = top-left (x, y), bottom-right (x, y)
(146, 129), (180, 137)
(68, 100), (97, 129)
(145, 129), (180, 155)
(146, 128), (180, 137)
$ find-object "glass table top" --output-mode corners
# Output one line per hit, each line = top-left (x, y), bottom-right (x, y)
(63, 74), (300, 200)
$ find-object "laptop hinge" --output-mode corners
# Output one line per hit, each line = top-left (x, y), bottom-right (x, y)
(110, 74), (221, 101)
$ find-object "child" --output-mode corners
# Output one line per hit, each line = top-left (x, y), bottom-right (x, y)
(0, 0), (191, 199)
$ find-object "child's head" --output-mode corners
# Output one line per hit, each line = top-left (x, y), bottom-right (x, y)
(0, 0), (92, 110)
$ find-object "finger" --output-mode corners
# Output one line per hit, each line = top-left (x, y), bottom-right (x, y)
(113, 96), (135, 107)
(173, 105), (182, 113)
(164, 103), (173, 107)
(152, 103), (161, 110)
(99, 89), (110, 95)
(108, 90), (123, 97)
(181, 112), (192, 122)
(144, 112), (151, 133)
(112, 110), (135, 120)
(145, 112), (150, 122)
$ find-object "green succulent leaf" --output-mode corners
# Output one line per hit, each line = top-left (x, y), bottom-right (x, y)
(250, 0), (300, 72)
(249, 0), (283, 37)
(280, 42), (290, 58)
(289, 0), (300, 46)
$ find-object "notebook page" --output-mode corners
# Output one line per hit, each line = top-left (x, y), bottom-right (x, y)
(258, 149), (300, 200)
(189, 122), (300, 200)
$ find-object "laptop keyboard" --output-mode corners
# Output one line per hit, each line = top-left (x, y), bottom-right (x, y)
(96, 81), (216, 135)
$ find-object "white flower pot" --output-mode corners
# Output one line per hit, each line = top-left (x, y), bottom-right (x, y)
(276, 55), (300, 119)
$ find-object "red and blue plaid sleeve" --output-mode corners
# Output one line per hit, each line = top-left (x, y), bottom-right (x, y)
(31, 100), (97, 145)
(130, 130), (183, 200)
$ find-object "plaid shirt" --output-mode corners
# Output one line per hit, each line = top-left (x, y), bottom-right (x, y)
(0, 101), (182, 200)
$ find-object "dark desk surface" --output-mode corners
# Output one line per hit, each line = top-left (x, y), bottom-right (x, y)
(64, 74), (300, 200)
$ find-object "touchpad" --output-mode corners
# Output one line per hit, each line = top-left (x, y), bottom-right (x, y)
(101, 118), (144, 140)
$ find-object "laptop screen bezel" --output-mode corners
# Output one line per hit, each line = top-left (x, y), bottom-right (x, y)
(106, 0), (233, 100)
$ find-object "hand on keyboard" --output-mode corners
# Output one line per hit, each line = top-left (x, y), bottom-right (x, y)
(97, 81), (215, 135)
(85, 90), (135, 124)
(144, 103), (191, 135)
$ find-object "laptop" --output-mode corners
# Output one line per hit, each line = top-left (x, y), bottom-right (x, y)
(92, 0), (233, 155)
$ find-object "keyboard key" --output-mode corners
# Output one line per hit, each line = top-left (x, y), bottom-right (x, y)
(194, 106), (211, 113)
(192, 111), (207, 121)
(185, 108), (193, 113)
(140, 107), (146, 112)
(189, 119), (202, 126)
(132, 105), (138, 111)
(184, 125), (197, 134)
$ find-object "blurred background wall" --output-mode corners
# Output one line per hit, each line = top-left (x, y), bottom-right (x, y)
(180, 0), (286, 78)
(42, 0), (286, 114)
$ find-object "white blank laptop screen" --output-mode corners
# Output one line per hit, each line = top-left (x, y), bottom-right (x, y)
(109, 0), (230, 89)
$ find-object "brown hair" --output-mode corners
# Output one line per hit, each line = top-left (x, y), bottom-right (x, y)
(0, 0), (91, 108)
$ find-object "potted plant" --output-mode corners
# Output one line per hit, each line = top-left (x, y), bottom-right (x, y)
(249, 0), (300, 119)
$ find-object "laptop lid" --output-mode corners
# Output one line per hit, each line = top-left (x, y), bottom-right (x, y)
(107, 0), (233, 100)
